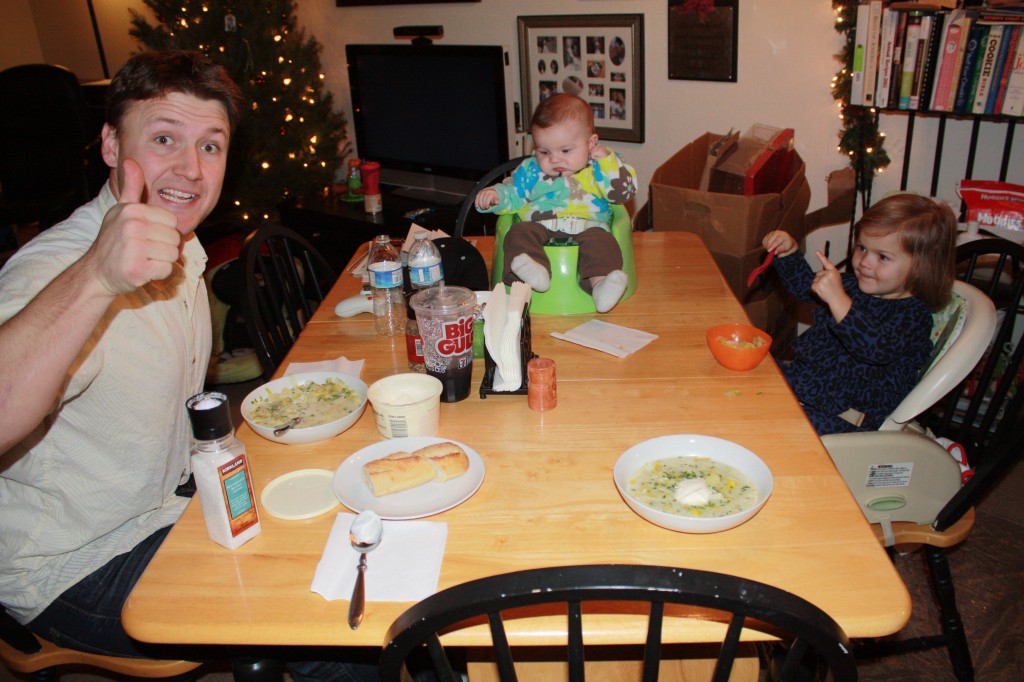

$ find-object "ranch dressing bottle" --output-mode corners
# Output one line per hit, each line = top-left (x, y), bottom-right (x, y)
(186, 391), (262, 549)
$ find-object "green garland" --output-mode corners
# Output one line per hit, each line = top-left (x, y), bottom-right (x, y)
(832, 0), (890, 205)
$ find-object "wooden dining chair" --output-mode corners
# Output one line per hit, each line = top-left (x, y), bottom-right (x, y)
(378, 564), (858, 682)
(916, 238), (1024, 458)
(240, 222), (337, 379)
(0, 609), (201, 680)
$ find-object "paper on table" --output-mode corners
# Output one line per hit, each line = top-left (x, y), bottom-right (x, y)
(551, 320), (658, 358)
(285, 356), (365, 377)
(311, 512), (448, 602)
(401, 223), (450, 253)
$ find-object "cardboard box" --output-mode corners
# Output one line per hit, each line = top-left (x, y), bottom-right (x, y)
(709, 247), (774, 299)
(709, 126), (796, 196)
(743, 288), (798, 360)
(651, 132), (810, 255)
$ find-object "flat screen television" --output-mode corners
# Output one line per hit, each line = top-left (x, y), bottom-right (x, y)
(345, 44), (521, 204)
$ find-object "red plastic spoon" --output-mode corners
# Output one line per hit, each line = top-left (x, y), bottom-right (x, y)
(746, 250), (775, 288)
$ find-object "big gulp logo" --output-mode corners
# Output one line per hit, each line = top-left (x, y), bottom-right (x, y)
(435, 315), (474, 356)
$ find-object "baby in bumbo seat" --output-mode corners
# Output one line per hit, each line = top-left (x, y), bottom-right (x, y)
(474, 93), (638, 312)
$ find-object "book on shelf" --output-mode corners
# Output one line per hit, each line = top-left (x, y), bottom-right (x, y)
(930, 10), (971, 111)
(890, 1), (959, 9)
(955, 23), (988, 112)
(975, 9), (1024, 26)
(988, 25), (1019, 113)
(972, 24), (1005, 113)
(851, 2), (871, 106)
(864, 1), (885, 105)
(915, 12), (945, 109)
(899, 12), (925, 109)
(888, 10), (911, 106)
(1001, 27), (1024, 116)
(876, 6), (901, 108)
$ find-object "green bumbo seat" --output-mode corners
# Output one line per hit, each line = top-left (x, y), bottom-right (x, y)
(489, 204), (637, 314)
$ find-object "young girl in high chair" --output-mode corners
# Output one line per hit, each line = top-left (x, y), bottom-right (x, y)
(763, 193), (956, 434)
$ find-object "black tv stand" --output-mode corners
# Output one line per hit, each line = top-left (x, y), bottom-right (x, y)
(390, 185), (464, 206)
(277, 185), (495, 271)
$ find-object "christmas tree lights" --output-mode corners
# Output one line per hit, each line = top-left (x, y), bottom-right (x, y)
(130, 0), (348, 221)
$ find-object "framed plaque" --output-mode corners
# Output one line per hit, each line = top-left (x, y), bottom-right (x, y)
(668, 0), (738, 83)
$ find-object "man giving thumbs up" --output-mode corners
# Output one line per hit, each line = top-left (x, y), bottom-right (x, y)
(0, 51), (242, 654)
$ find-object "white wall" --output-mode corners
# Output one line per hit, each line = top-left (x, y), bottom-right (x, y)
(7, 0), (1020, 216)
(297, 0), (846, 212)
(0, 0), (44, 68)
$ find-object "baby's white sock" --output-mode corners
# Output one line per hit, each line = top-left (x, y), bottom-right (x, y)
(510, 254), (551, 292)
(592, 270), (628, 312)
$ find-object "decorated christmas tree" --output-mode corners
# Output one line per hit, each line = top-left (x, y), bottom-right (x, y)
(130, 0), (348, 221)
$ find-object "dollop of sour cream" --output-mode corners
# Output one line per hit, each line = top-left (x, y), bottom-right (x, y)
(674, 477), (725, 506)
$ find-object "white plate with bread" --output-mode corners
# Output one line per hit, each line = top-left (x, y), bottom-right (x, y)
(333, 437), (485, 519)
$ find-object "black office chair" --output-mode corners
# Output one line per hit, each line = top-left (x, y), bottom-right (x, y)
(0, 64), (100, 229)
(379, 564), (858, 682)
(453, 155), (529, 238)
(239, 222), (337, 379)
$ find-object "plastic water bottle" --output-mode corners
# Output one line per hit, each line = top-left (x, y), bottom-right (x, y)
(368, 235), (404, 336)
(407, 233), (444, 290)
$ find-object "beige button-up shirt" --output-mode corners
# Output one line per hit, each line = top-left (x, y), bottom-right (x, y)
(0, 183), (211, 622)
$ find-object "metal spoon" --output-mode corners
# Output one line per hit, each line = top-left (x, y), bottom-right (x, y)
(272, 417), (302, 436)
(347, 510), (383, 629)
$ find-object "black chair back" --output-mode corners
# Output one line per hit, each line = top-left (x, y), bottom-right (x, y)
(453, 156), (530, 238)
(240, 222), (337, 379)
(920, 238), (1024, 463)
(0, 64), (99, 227)
(379, 564), (857, 682)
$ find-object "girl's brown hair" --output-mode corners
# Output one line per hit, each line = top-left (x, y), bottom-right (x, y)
(854, 193), (957, 311)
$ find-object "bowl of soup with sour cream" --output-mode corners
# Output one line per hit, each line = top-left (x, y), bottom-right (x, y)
(613, 434), (773, 533)
(242, 372), (367, 444)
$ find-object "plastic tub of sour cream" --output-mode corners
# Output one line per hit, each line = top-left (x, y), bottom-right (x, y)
(366, 373), (444, 438)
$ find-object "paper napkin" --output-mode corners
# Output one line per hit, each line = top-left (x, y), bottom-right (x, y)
(311, 512), (448, 602)
(551, 320), (658, 358)
(284, 356), (364, 377)
(482, 282), (531, 391)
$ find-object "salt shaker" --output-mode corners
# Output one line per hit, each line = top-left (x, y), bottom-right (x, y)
(527, 357), (557, 411)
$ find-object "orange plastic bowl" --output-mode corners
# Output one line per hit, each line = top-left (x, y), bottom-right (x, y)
(706, 324), (772, 371)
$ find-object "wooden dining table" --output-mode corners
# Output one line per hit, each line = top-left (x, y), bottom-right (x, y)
(123, 231), (910, 675)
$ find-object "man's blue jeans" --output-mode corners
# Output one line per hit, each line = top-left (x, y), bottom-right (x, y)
(25, 524), (380, 681)
(27, 525), (176, 658)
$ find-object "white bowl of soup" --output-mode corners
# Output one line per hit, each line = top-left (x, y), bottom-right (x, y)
(613, 435), (773, 533)
(241, 372), (368, 444)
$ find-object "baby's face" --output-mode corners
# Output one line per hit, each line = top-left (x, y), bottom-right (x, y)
(531, 120), (597, 178)
(852, 229), (913, 299)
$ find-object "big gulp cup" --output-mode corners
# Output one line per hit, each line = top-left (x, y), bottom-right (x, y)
(410, 286), (477, 402)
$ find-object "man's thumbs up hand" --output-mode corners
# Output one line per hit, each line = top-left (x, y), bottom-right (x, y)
(91, 159), (181, 295)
